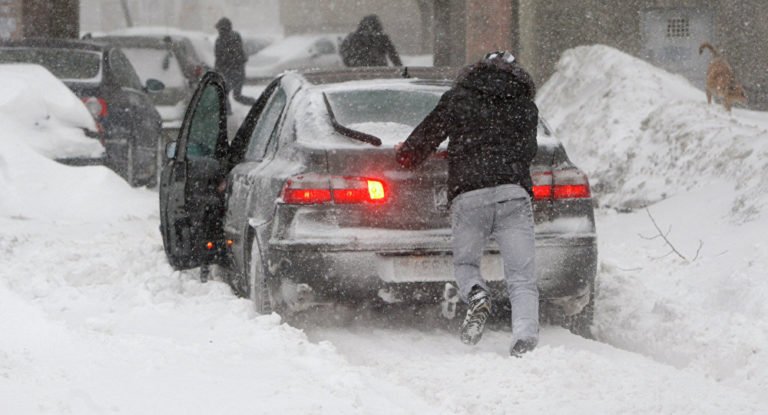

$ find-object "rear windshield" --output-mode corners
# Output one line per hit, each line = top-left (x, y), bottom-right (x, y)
(323, 87), (557, 149)
(0, 48), (101, 81)
(120, 47), (186, 88)
(325, 88), (444, 146)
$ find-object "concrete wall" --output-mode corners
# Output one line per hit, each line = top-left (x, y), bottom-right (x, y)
(0, 0), (80, 40)
(79, 0), (281, 35)
(513, 0), (768, 108)
(279, 0), (433, 55)
(0, 0), (22, 39)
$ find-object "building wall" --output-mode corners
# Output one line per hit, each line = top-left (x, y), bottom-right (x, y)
(279, 0), (433, 55)
(0, 0), (80, 40)
(515, 0), (768, 108)
(79, 0), (281, 35)
(0, 0), (22, 39)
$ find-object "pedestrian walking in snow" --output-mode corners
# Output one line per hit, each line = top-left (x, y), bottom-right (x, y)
(340, 14), (402, 67)
(395, 51), (540, 357)
(214, 17), (256, 106)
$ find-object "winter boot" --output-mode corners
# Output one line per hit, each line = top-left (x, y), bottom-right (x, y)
(510, 338), (537, 358)
(460, 285), (492, 345)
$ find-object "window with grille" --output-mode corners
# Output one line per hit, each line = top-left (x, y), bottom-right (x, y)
(667, 18), (690, 38)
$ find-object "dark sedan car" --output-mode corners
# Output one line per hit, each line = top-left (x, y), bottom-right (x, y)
(92, 36), (196, 109)
(160, 68), (597, 337)
(0, 39), (164, 186)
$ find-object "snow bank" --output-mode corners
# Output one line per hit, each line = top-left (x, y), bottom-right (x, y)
(538, 45), (768, 399)
(0, 65), (155, 222)
(0, 64), (102, 160)
(537, 45), (768, 220)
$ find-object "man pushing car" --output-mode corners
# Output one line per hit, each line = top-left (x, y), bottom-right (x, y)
(396, 51), (540, 357)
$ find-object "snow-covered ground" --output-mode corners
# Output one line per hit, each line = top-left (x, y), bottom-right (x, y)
(2, 45), (767, 413)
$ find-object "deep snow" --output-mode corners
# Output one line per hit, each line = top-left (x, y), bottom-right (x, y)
(1, 45), (767, 414)
(537, 44), (768, 399)
(0, 65), (102, 161)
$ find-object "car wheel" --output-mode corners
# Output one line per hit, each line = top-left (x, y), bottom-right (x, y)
(248, 237), (279, 314)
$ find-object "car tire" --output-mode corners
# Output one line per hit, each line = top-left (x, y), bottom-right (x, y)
(248, 236), (279, 314)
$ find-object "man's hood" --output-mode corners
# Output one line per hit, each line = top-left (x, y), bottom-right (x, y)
(456, 64), (535, 100)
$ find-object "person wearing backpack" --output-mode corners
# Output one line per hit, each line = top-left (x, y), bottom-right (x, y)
(340, 15), (402, 67)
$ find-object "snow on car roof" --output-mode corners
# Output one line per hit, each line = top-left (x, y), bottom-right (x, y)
(248, 34), (344, 66)
(104, 26), (216, 66)
(295, 78), (561, 149)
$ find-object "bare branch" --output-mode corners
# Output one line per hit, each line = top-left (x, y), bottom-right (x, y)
(691, 240), (704, 262)
(645, 208), (689, 261)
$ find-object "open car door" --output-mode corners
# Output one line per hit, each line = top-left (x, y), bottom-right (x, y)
(159, 72), (229, 270)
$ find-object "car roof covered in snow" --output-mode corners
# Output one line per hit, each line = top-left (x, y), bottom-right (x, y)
(88, 36), (178, 49)
(0, 38), (109, 53)
(294, 66), (460, 86)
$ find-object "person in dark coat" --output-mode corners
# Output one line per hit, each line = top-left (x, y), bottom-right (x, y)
(395, 51), (539, 357)
(214, 17), (255, 106)
(340, 14), (402, 67)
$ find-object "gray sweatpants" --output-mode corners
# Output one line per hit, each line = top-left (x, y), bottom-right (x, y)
(451, 184), (539, 344)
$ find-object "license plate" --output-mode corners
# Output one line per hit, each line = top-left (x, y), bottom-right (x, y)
(434, 186), (448, 211)
(377, 254), (504, 283)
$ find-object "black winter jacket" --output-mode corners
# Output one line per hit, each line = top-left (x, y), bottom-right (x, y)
(215, 28), (247, 76)
(341, 15), (402, 67)
(396, 63), (538, 201)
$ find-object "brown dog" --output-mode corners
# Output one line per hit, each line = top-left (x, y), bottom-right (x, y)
(699, 42), (747, 112)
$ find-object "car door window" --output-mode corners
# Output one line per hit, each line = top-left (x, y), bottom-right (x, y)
(186, 85), (221, 158)
(109, 49), (143, 90)
(245, 88), (287, 161)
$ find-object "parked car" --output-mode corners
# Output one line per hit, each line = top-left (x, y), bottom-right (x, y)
(92, 36), (197, 107)
(159, 68), (598, 337)
(0, 63), (104, 165)
(98, 26), (214, 73)
(0, 38), (164, 186)
(245, 34), (345, 81)
(239, 32), (280, 57)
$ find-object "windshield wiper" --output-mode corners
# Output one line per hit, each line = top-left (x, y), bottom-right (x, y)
(322, 93), (382, 147)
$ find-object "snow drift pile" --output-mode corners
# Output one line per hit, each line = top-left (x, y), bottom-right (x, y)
(538, 45), (768, 398)
(537, 45), (768, 221)
(0, 64), (101, 160)
(0, 64), (155, 221)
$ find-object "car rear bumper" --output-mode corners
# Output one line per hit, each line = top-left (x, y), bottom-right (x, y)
(267, 232), (597, 303)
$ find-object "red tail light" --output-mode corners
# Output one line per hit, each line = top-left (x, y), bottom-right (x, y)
(532, 169), (590, 200)
(81, 97), (108, 119)
(531, 171), (553, 200)
(282, 174), (388, 205)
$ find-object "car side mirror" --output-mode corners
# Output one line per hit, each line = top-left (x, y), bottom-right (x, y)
(166, 141), (177, 159)
(146, 78), (165, 93)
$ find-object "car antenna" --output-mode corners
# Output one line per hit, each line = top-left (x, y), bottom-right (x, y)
(322, 93), (382, 147)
